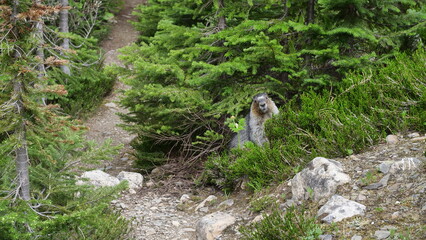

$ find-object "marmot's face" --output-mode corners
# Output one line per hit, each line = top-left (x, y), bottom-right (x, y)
(254, 94), (269, 114)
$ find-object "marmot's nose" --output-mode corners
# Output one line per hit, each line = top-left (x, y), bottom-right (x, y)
(260, 103), (266, 107)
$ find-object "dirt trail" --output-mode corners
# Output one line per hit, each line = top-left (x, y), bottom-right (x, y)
(83, 1), (215, 239)
(84, 0), (144, 174)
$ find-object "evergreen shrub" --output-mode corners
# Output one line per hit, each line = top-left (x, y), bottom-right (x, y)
(0, 111), (128, 239)
(51, 64), (115, 117)
(118, 0), (425, 169)
(202, 49), (426, 191)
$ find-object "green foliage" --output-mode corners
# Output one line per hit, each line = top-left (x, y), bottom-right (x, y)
(117, 0), (426, 167)
(0, 108), (127, 239)
(250, 195), (275, 213)
(50, 57), (115, 117)
(203, 49), (426, 191)
(0, 1), (128, 238)
(68, 0), (124, 40)
(240, 206), (322, 240)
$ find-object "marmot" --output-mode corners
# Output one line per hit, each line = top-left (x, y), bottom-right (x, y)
(229, 93), (279, 148)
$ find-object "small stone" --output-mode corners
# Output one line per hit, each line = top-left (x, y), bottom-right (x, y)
(196, 212), (236, 240)
(356, 194), (367, 201)
(411, 136), (426, 142)
(105, 102), (118, 109)
(364, 174), (389, 190)
(175, 181), (184, 187)
(117, 171), (143, 190)
(391, 211), (400, 219)
(180, 194), (191, 203)
(145, 228), (156, 235)
(389, 158), (421, 174)
(218, 199), (234, 208)
(172, 220), (180, 227)
(120, 157), (129, 161)
(199, 207), (209, 213)
(386, 135), (399, 144)
(319, 234), (333, 240)
(195, 195), (217, 212)
(119, 203), (127, 209)
(128, 188), (136, 194)
(150, 167), (163, 176)
(407, 132), (420, 138)
(181, 228), (196, 232)
(146, 181), (154, 187)
(378, 161), (394, 174)
(351, 235), (362, 240)
(251, 214), (264, 223)
(374, 230), (390, 239)
(317, 195), (366, 223)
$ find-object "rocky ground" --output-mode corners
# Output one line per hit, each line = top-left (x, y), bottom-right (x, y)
(107, 133), (425, 240)
(82, 0), (426, 239)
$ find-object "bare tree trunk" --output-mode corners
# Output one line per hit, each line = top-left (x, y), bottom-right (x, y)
(304, 0), (316, 65)
(13, 81), (31, 201)
(305, 0), (315, 25)
(59, 0), (71, 75)
(217, 0), (226, 30)
(11, 0), (31, 201)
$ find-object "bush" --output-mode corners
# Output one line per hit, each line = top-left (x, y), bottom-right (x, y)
(51, 65), (115, 118)
(0, 111), (128, 239)
(240, 206), (322, 240)
(118, 0), (425, 169)
(202, 49), (426, 191)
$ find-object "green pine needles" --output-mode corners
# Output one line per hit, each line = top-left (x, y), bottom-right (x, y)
(116, 0), (425, 170)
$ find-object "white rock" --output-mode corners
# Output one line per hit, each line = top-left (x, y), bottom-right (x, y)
(291, 157), (351, 202)
(251, 214), (264, 223)
(196, 212), (236, 240)
(218, 199), (234, 208)
(389, 157), (421, 174)
(105, 102), (118, 109)
(391, 211), (400, 219)
(374, 230), (390, 239)
(195, 195), (217, 212)
(378, 161), (394, 174)
(78, 170), (120, 187)
(317, 195), (366, 223)
(117, 171), (143, 190)
(146, 180), (155, 187)
(407, 132), (420, 138)
(180, 194), (191, 203)
(172, 220), (180, 227)
(386, 135), (399, 144)
(145, 227), (156, 236)
(351, 235), (362, 240)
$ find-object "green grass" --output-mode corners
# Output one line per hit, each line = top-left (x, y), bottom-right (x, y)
(240, 206), (322, 240)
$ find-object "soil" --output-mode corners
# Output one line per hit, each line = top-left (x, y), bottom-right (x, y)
(84, 0), (143, 175)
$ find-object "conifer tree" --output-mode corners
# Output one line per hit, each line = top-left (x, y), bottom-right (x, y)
(117, 0), (425, 166)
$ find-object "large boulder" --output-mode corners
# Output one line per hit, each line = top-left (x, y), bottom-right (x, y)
(291, 157), (351, 202)
(77, 170), (120, 187)
(117, 171), (143, 190)
(196, 212), (236, 240)
(317, 195), (366, 223)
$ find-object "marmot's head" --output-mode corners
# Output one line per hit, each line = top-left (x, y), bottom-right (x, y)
(252, 93), (271, 114)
